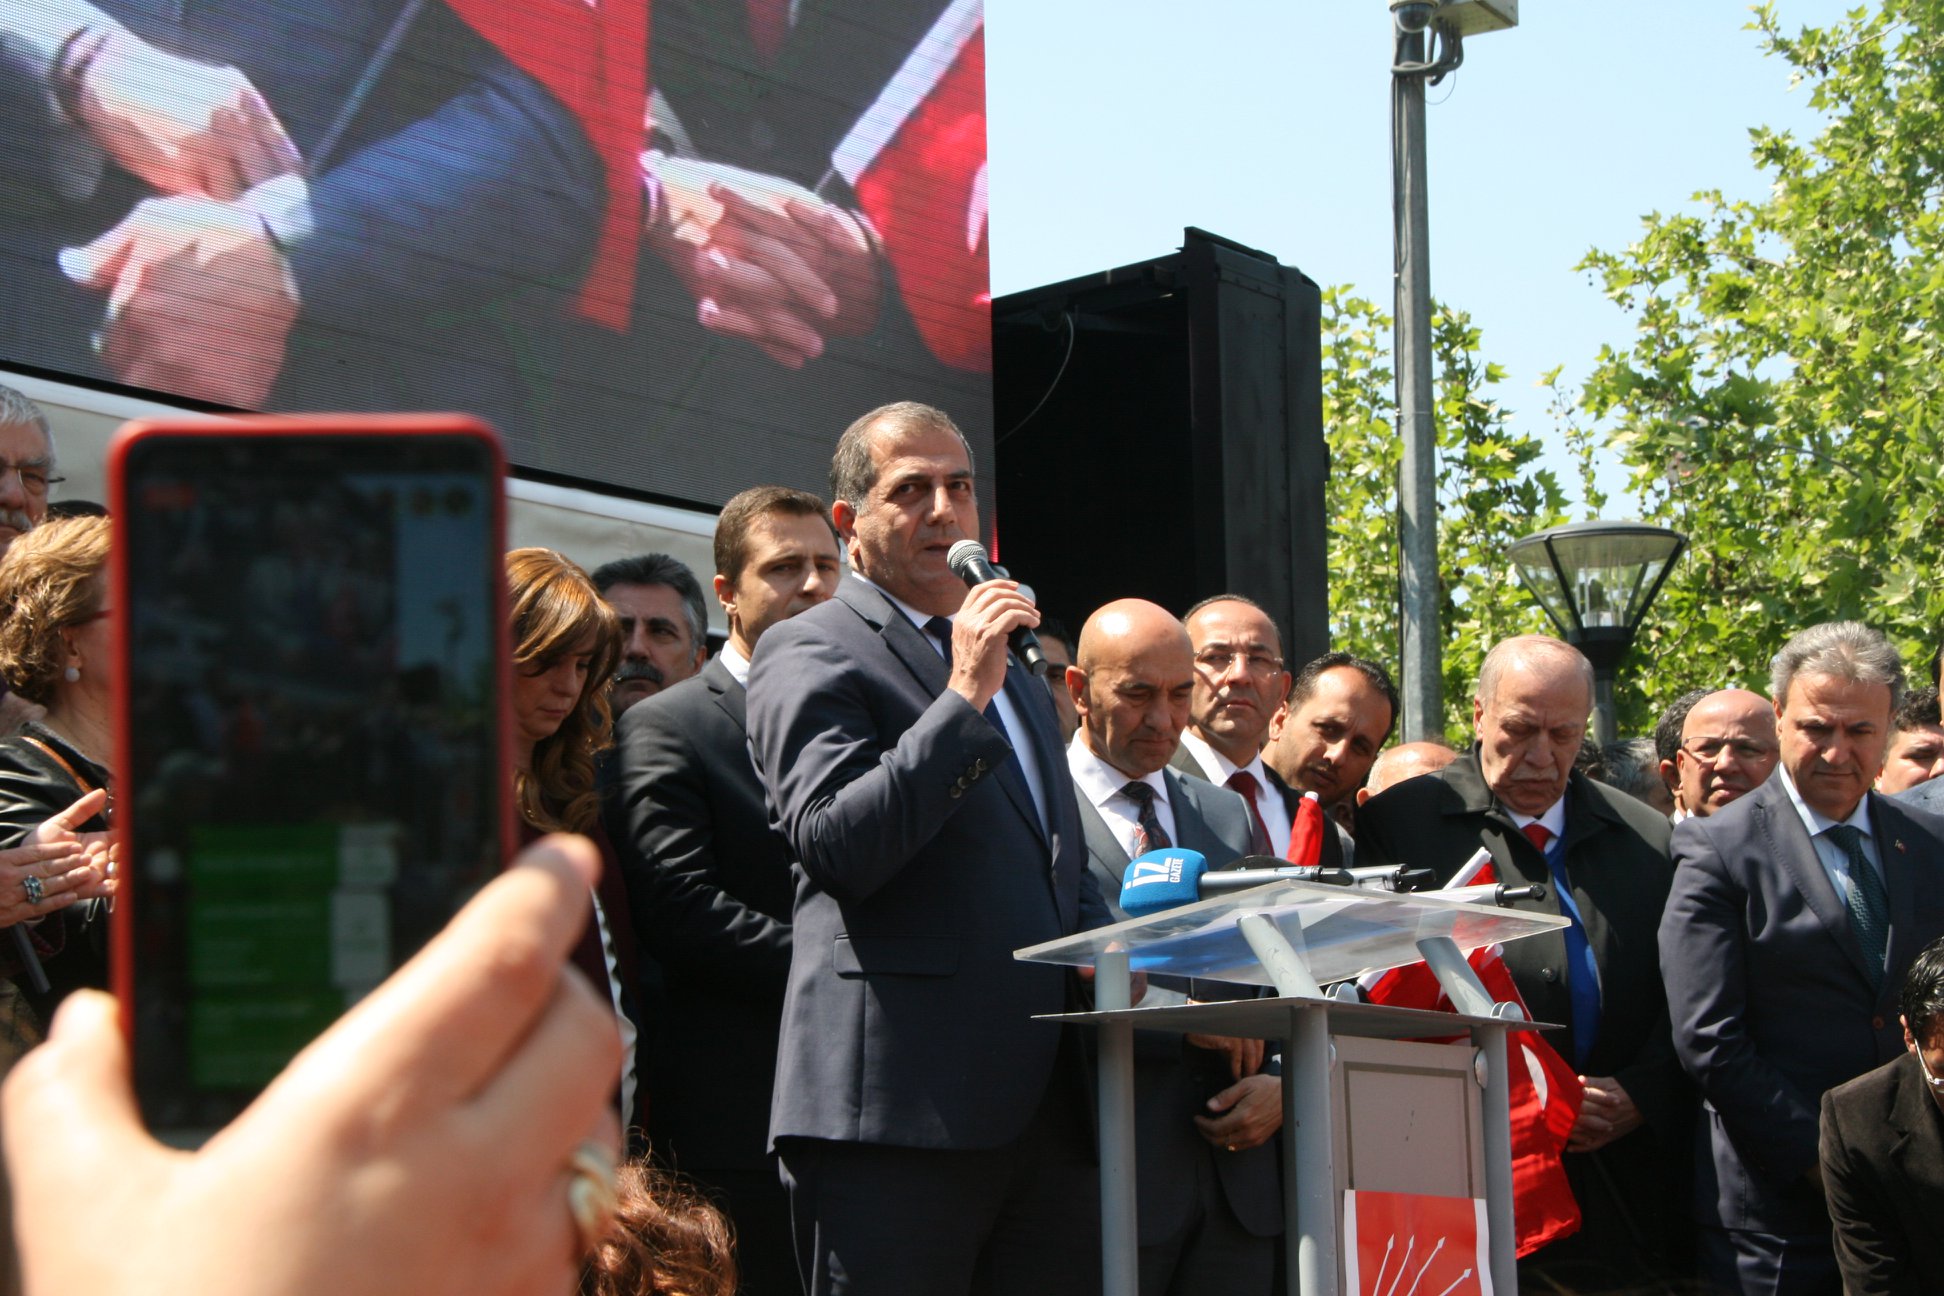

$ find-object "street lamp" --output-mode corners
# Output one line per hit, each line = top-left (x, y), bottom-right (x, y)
(1505, 519), (1687, 747)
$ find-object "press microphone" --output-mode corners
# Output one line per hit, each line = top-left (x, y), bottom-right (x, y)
(1118, 849), (1353, 919)
(945, 539), (1049, 676)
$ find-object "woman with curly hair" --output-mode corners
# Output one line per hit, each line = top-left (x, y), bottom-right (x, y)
(0, 516), (119, 1038)
(505, 547), (645, 1133)
(580, 1157), (739, 1296)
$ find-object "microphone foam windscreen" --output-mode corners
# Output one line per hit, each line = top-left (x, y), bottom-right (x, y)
(1118, 847), (1209, 918)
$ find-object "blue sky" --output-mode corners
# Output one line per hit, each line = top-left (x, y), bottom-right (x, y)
(985, 0), (1856, 509)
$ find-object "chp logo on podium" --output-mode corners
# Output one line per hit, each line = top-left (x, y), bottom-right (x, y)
(1343, 1190), (1491, 1296)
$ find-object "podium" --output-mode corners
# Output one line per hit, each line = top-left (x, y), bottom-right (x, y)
(1016, 879), (1569, 1296)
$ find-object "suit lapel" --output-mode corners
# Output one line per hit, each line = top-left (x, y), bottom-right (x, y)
(1076, 795), (1132, 920)
(1755, 781), (1873, 984)
(703, 656), (747, 733)
(1871, 794), (1923, 1003)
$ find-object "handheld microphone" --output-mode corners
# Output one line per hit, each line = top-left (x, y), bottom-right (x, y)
(945, 539), (1049, 676)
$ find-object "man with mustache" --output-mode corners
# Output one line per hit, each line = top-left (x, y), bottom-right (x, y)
(1666, 688), (1780, 821)
(1359, 634), (1686, 1290)
(1261, 649), (1398, 842)
(591, 554), (709, 715)
(1661, 622), (1944, 1293)
(0, 386), (53, 555)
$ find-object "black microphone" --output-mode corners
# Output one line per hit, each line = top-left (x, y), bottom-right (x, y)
(945, 539), (1049, 676)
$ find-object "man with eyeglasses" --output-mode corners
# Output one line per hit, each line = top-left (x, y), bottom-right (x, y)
(1171, 595), (1296, 858)
(0, 384), (57, 554)
(1820, 933), (1944, 1292)
(1666, 688), (1780, 821)
(1661, 621), (1944, 1293)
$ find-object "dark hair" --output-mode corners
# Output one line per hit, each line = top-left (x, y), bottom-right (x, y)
(590, 553), (707, 650)
(1654, 688), (1713, 765)
(1037, 613), (1074, 657)
(1894, 685), (1941, 733)
(579, 1158), (737, 1296)
(713, 485), (833, 584)
(0, 516), (107, 704)
(1288, 651), (1400, 740)
(1899, 934), (1944, 1047)
(508, 549), (621, 834)
(1601, 737), (1663, 804)
(829, 402), (973, 509)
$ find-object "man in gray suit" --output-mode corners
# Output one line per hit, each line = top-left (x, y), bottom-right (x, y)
(1661, 622), (1944, 1293)
(1064, 598), (1280, 1296)
(747, 402), (1107, 1296)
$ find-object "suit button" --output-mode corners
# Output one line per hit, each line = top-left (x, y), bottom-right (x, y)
(1540, 967), (1557, 983)
(975, 759), (988, 773)
(949, 785), (963, 799)
(1872, 1014), (1886, 1030)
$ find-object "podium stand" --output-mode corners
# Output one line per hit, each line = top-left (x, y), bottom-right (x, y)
(1016, 879), (1569, 1296)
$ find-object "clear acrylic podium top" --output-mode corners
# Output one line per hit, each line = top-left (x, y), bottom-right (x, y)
(1016, 879), (1570, 988)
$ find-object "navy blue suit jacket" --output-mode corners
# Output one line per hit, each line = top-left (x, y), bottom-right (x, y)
(1661, 773), (1944, 1235)
(747, 576), (1105, 1150)
(1077, 770), (1283, 1244)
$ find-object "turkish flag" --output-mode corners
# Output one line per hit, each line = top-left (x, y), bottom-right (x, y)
(1344, 1190), (1490, 1296)
(1357, 855), (1583, 1257)
(851, 26), (991, 373)
(443, 0), (651, 330)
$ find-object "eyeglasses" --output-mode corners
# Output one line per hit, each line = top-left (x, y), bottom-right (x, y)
(0, 461), (63, 497)
(1681, 736), (1778, 763)
(1193, 647), (1285, 677)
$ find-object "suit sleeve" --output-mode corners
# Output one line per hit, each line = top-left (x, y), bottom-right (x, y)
(0, 0), (115, 200)
(250, 6), (601, 326)
(1821, 1085), (1918, 1296)
(746, 618), (1011, 904)
(614, 704), (790, 996)
(1660, 820), (1823, 1179)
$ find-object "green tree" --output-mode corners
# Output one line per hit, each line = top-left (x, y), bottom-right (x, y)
(1320, 289), (1567, 738)
(1572, 0), (1944, 728)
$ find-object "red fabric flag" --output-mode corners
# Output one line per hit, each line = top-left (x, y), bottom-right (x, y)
(1286, 790), (1325, 867)
(1357, 856), (1584, 1257)
(443, 0), (651, 330)
(851, 26), (991, 373)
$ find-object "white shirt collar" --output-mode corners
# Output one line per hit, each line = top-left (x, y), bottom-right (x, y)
(1507, 794), (1568, 840)
(718, 641), (751, 687)
(1779, 765), (1873, 839)
(851, 571), (937, 640)
(1068, 733), (1169, 813)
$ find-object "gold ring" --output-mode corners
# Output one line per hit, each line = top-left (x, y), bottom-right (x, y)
(567, 1139), (619, 1253)
(1226, 1143), (1238, 1153)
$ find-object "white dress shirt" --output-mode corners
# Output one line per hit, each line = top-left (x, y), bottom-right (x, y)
(1068, 736), (1175, 860)
(1178, 729), (1293, 855)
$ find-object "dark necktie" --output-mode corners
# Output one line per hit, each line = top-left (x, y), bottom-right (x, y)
(1122, 781), (1171, 854)
(1825, 823), (1888, 988)
(1225, 770), (1274, 856)
(923, 616), (1015, 742)
(1524, 821), (1601, 1067)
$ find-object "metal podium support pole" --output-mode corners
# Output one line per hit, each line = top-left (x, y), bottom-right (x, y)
(1093, 949), (1139, 1296)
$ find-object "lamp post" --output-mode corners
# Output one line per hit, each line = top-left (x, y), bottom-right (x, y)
(1505, 519), (1687, 747)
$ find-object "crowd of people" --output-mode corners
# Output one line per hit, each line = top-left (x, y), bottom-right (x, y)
(0, 387), (1941, 1296)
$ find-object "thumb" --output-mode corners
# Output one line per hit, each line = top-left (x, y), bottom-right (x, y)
(46, 787), (109, 833)
(1205, 1078), (1244, 1112)
(6, 991), (153, 1177)
(59, 220), (137, 291)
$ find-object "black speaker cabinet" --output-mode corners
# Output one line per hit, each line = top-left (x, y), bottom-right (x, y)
(992, 227), (1328, 665)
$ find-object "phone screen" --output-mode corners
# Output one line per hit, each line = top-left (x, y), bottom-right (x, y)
(113, 426), (508, 1141)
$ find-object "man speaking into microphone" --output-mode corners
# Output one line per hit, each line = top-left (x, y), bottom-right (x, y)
(747, 401), (1109, 1296)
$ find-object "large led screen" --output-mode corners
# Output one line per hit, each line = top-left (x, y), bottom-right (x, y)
(0, 0), (991, 505)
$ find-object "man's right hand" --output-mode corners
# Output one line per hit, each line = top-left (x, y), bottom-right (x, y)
(75, 28), (302, 201)
(945, 579), (1038, 712)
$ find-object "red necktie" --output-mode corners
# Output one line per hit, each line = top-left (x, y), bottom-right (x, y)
(1287, 791), (1324, 867)
(1225, 771), (1274, 856)
(1522, 823), (1552, 853)
(747, 0), (791, 64)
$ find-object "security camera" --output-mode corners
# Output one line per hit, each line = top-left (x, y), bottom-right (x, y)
(1390, 1), (1437, 35)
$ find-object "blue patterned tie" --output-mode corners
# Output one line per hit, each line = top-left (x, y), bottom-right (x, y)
(1825, 823), (1888, 989)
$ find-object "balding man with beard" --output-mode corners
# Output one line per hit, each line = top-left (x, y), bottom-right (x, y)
(1358, 634), (1686, 1291)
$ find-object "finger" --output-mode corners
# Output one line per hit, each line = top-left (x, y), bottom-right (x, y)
(263, 835), (601, 1117)
(696, 298), (816, 368)
(691, 245), (835, 344)
(717, 220), (838, 320)
(495, 1112), (625, 1296)
(783, 195), (866, 255)
(0, 839), (87, 870)
(41, 788), (110, 836)
(58, 220), (138, 291)
(464, 964), (621, 1179)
